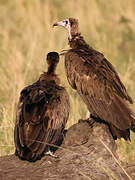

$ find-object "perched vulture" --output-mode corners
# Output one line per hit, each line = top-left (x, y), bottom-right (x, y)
(53, 18), (135, 140)
(14, 52), (70, 161)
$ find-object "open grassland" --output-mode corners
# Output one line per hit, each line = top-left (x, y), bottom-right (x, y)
(0, 0), (135, 163)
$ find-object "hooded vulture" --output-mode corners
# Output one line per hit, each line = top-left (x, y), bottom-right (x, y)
(14, 52), (70, 161)
(53, 18), (135, 140)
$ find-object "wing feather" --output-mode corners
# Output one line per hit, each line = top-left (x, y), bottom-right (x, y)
(14, 82), (69, 161)
(65, 50), (134, 131)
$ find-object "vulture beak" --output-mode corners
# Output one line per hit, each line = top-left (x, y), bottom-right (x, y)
(53, 20), (65, 28)
(53, 22), (58, 27)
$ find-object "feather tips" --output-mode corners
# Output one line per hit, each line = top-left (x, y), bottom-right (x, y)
(65, 47), (135, 140)
(15, 78), (69, 161)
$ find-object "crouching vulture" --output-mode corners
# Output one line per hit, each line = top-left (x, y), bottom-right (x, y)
(14, 52), (70, 161)
(53, 18), (135, 140)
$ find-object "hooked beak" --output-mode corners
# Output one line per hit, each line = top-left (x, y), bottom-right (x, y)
(53, 23), (58, 27)
(53, 20), (65, 28)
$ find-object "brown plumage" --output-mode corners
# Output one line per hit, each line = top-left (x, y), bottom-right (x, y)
(53, 18), (135, 140)
(14, 52), (70, 161)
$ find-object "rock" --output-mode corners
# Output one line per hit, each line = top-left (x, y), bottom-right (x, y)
(0, 119), (134, 180)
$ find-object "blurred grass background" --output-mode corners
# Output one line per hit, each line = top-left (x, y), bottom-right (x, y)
(0, 0), (135, 163)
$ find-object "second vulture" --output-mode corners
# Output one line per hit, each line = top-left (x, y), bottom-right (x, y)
(53, 18), (135, 140)
(14, 52), (70, 161)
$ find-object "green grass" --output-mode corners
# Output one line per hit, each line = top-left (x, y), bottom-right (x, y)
(0, 0), (135, 162)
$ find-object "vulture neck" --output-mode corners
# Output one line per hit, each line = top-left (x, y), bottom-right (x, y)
(47, 63), (57, 75)
(68, 33), (90, 50)
(39, 63), (60, 85)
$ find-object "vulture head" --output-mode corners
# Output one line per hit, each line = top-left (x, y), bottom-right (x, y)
(46, 51), (59, 66)
(45, 52), (60, 79)
(53, 18), (79, 40)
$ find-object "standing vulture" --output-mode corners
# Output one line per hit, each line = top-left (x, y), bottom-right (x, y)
(14, 52), (70, 161)
(53, 18), (135, 140)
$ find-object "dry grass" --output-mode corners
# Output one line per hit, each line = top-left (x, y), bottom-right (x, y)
(0, 0), (135, 162)
(99, 138), (132, 180)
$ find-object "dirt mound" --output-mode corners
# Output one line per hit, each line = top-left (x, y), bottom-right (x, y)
(0, 119), (135, 180)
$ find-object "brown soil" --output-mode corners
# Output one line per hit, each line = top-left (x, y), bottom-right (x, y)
(0, 119), (135, 180)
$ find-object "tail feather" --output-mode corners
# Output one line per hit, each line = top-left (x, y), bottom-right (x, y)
(131, 121), (135, 132)
(109, 124), (130, 141)
(110, 95), (135, 130)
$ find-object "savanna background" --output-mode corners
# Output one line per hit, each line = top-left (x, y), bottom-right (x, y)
(0, 0), (135, 163)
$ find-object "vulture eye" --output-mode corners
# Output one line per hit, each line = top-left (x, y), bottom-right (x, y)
(65, 20), (68, 25)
